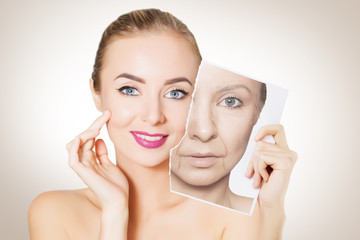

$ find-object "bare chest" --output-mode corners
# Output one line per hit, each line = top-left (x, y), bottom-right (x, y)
(128, 214), (223, 240)
(69, 207), (224, 240)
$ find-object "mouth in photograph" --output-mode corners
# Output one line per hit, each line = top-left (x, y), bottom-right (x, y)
(182, 153), (220, 168)
(131, 131), (168, 149)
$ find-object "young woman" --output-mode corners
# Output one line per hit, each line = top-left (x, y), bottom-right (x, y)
(28, 9), (297, 240)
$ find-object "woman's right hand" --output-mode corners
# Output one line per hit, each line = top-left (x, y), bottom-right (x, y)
(66, 111), (129, 239)
(66, 110), (129, 209)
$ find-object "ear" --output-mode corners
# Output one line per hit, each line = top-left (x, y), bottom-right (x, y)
(89, 78), (103, 112)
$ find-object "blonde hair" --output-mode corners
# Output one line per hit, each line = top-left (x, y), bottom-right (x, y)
(92, 8), (202, 92)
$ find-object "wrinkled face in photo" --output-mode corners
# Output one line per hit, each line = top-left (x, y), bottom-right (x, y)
(171, 62), (265, 187)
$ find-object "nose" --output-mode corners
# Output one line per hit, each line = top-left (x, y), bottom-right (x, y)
(141, 95), (165, 125)
(187, 99), (217, 142)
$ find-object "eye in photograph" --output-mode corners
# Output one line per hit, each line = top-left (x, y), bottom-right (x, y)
(219, 96), (242, 108)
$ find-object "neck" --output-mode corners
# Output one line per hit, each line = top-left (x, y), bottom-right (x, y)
(115, 149), (185, 218)
(171, 173), (232, 206)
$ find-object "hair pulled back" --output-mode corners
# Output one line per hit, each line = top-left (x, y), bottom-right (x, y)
(92, 8), (202, 92)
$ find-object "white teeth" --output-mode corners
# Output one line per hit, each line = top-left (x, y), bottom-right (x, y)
(134, 133), (164, 141)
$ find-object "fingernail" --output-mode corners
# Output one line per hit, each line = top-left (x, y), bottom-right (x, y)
(103, 110), (110, 116)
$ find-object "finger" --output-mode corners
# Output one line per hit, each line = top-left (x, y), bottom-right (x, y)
(95, 139), (112, 165)
(256, 151), (296, 172)
(245, 160), (255, 178)
(78, 129), (100, 153)
(258, 160), (270, 183)
(68, 136), (83, 171)
(255, 141), (289, 154)
(78, 129), (100, 145)
(66, 138), (75, 151)
(253, 172), (262, 189)
(252, 155), (262, 188)
(258, 150), (297, 160)
(255, 124), (289, 149)
(87, 110), (111, 131)
(66, 130), (97, 152)
(68, 138), (107, 186)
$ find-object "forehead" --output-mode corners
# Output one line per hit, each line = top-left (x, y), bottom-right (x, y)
(196, 63), (262, 93)
(100, 33), (199, 82)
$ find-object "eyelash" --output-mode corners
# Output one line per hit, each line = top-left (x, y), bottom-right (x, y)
(219, 96), (243, 109)
(116, 86), (140, 96)
(165, 88), (189, 100)
(116, 86), (189, 99)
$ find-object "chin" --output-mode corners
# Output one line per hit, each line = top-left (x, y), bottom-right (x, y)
(134, 154), (169, 168)
(118, 150), (169, 168)
(175, 170), (227, 187)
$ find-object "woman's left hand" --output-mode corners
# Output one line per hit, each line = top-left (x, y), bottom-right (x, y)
(245, 124), (297, 209)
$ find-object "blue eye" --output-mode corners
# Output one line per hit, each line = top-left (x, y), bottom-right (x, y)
(117, 86), (140, 96)
(165, 90), (188, 99)
(220, 97), (242, 108)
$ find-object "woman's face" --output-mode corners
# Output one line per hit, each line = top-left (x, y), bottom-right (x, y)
(171, 63), (263, 186)
(93, 33), (199, 167)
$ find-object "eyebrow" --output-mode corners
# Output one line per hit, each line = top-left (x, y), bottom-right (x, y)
(114, 73), (145, 84)
(165, 77), (192, 86)
(217, 84), (251, 94)
(114, 73), (192, 86)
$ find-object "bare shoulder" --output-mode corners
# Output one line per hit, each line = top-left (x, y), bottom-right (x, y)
(228, 193), (254, 214)
(28, 188), (100, 240)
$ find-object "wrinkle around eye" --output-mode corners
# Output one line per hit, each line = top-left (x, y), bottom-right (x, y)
(218, 97), (242, 108)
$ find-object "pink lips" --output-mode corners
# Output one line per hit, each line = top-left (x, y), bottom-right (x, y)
(131, 131), (168, 149)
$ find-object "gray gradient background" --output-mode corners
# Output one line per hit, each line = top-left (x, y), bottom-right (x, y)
(1, 0), (359, 239)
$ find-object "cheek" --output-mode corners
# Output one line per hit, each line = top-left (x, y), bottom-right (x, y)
(218, 110), (255, 159)
(166, 99), (191, 136)
(101, 94), (139, 138)
(106, 107), (133, 144)
(108, 105), (135, 129)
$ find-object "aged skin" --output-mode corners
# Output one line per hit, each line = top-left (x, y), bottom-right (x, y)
(170, 62), (265, 213)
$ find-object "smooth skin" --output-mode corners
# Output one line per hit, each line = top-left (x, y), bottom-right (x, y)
(28, 33), (297, 240)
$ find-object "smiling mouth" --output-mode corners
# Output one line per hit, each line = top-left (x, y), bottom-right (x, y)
(133, 132), (164, 141)
(131, 131), (168, 149)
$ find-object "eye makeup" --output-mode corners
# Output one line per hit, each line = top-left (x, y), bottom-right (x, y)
(116, 85), (141, 96)
(164, 87), (190, 100)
